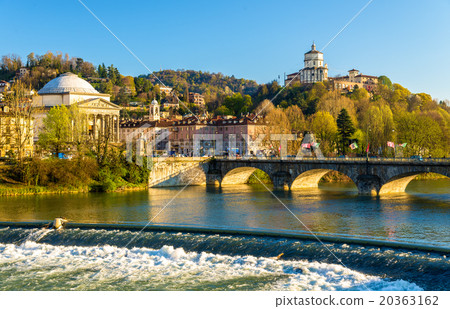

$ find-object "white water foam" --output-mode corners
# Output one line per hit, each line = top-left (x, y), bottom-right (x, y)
(0, 241), (423, 291)
(21, 229), (53, 243)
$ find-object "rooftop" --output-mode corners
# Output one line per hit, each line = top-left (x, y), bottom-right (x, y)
(38, 72), (100, 95)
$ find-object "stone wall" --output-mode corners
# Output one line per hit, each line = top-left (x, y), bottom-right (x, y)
(148, 158), (208, 187)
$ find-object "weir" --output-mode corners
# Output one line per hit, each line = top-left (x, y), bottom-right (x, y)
(1, 221), (449, 254)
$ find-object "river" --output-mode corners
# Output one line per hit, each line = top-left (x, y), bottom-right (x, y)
(0, 179), (448, 290)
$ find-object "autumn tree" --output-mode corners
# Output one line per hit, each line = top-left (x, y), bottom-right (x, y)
(317, 90), (358, 126)
(263, 107), (293, 155)
(285, 105), (305, 133)
(2, 80), (39, 163)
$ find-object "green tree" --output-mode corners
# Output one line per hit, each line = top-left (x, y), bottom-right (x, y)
(378, 76), (393, 89)
(215, 105), (233, 115)
(396, 112), (447, 157)
(223, 93), (252, 115)
(336, 108), (355, 154)
(38, 105), (71, 156)
(362, 103), (395, 156)
(309, 111), (338, 156)
(116, 87), (130, 104)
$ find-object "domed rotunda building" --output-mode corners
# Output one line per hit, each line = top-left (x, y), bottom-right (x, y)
(34, 72), (121, 142)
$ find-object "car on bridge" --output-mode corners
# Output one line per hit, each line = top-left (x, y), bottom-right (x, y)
(410, 155), (423, 161)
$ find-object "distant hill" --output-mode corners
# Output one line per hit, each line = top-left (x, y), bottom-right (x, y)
(144, 69), (259, 100)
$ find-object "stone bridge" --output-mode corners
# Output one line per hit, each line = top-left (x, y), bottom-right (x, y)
(148, 157), (450, 195)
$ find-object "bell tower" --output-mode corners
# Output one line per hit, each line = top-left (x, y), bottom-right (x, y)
(149, 99), (160, 121)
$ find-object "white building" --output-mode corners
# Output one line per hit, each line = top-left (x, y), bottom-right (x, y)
(149, 99), (160, 121)
(285, 42), (329, 85)
(34, 72), (121, 142)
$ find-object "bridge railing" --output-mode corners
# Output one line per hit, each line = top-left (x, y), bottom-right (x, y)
(211, 156), (450, 164)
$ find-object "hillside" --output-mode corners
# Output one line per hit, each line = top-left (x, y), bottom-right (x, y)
(1, 51), (449, 157)
(144, 69), (258, 99)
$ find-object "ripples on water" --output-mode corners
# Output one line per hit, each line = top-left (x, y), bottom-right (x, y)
(0, 180), (448, 246)
(0, 227), (448, 291)
(0, 179), (448, 290)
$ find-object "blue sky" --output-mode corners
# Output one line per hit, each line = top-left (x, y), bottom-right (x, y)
(2, 0), (450, 100)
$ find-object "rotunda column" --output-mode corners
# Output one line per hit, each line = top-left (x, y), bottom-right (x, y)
(93, 114), (97, 139)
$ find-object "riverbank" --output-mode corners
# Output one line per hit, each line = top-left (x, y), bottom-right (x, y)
(0, 154), (150, 196)
(0, 182), (147, 196)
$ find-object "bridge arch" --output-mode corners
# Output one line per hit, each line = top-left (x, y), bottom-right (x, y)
(380, 172), (450, 194)
(290, 169), (356, 189)
(221, 166), (272, 185)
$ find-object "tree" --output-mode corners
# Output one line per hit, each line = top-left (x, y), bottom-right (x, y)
(214, 105), (232, 115)
(317, 90), (357, 124)
(309, 111), (338, 155)
(362, 103), (395, 156)
(253, 99), (274, 118)
(38, 105), (71, 156)
(285, 105), (305, 133)
(223, 93), (252, 115)
(396, 112), (447, 157)
(336, 108), (355, 154)
(98, 63), (107, 78)
(27, 52), (36, 67)
(2, 80), (39, 163)
(121, 76), (136, 96)
(116, 87), (130, 104)
(378, 76), (393, 89)
(350, 87), (369, 101)
(264, 107), (292, 155)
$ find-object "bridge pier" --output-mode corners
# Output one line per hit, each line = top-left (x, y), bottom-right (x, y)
(272, 171), (291, 190)
(206, 171), (222, 187)
(355, 174), (381, 195)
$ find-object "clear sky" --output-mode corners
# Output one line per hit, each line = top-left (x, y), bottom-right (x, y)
(2, 0), (450, 100)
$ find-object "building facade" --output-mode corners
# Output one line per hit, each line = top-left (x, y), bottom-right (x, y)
(159, 86), (173, 96)
(188, 92), (205, 106)
(0, 106), (34, 157)
(119, 115), (267, 157)
(329, 69), (378, 92)
(285, 42), (328, 85)
(34, 72), (121, 142)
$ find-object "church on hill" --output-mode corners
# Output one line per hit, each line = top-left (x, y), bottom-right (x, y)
(34, 72), (121, 142)
(285, 42), (378, 92)
(285, 42), (329, 85)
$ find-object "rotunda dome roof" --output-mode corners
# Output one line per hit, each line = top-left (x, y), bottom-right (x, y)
(38, 72), (99, 94)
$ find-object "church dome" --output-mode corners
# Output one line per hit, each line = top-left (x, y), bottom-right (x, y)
(151, 99), (159, 105)
(38, 72), (99, 94)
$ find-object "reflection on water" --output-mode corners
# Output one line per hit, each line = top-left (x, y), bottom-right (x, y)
(0, 179), (448, 247)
